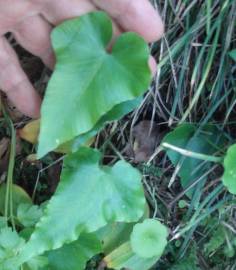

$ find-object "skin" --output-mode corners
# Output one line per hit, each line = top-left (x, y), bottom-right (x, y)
(0, 0), (164, 118)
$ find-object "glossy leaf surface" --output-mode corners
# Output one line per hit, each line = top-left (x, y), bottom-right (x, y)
(38, 12), (151, 157)
(17, 147), (145, 264)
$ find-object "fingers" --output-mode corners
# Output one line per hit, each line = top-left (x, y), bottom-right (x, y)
(149, 56), (157, 76)
(41, 0), (96, 25)
(92, 0), (164, 42)
(0, 0), (160, 120)
(0, 1), (40, 35)
(41, 0), (163, 42)
(13, 15), (55, 68)
(0, 37), (41, 118)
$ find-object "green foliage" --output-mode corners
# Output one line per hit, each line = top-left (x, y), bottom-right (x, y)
(58, 97), (141, 153)
(0, 227), (25, 270)
(202, 220), (236, 266)
(222, 144), (236, 194)
(228, 49), (236, 61)
(104, 242), (158, 270)
(0, 217), (7, 229)
(204, 225), (226, 256)
(224, 245), (235, 258)
(130, 219), (168, 258)
(178, 200), (188, 208)
(1, 11), (166, 270)
(103, 219), (168, 270)
(0, 184), (32, 215)
(96, 222), (135, 254)
(96, 205), (149, 254)
(1, 0), (236, 268)
(45, 234), (101, 270)
(169, 247), (200, 270)
(23, 256), (48, 270)
(38, 11), (151, 157)
(16, 147), (146, 265)
(162, 124), (223, 196)
(17, 204), (43, 227)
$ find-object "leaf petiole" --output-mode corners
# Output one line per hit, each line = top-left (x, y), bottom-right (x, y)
(162, 142), (223, 163)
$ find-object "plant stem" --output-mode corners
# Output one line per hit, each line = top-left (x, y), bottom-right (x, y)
(2, 104), (16, 230)
(162, 142), (223, 163)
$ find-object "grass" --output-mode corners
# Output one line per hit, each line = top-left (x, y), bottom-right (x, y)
(100, 0), (236, 268)
(0, 0), (236, 269)
(151, 0), (236, 268)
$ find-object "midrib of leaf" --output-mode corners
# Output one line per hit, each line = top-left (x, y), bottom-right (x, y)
(73, 47), (145, 111)
(38, 13), (151, 157)
(71, 54), (106, 109)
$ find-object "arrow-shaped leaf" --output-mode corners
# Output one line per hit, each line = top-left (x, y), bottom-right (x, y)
(38, 12), (151, 157)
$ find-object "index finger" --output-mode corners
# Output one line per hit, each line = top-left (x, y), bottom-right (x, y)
(0, 37), (41, 118)
(91, 0), (164, 42)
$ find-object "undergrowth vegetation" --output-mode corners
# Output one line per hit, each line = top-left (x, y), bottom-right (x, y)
(0, 0), (236, 269)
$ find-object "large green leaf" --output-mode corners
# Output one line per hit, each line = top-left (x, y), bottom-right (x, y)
(162, 124), (224, 196)
(38, 12), (151, 157)
(222, 144), (236, 194)
(45, 233), (101, 270)
(59, 97), (141, 153)
(17, 147), (145, 264)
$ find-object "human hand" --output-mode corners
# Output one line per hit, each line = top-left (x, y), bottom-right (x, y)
(0, 0), (164, 118)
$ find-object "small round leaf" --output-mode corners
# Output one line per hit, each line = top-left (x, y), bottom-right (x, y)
(130, 219), (168, 258)
(222, 144), (236, 194)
